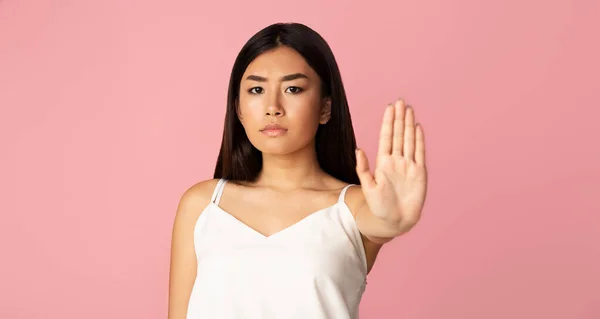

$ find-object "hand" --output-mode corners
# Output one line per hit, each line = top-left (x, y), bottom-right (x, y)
(355, 99), (428, 232)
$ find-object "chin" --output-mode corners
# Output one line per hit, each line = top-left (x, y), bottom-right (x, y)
(248, 133), (314, 156)
(255, 144), (297, 156)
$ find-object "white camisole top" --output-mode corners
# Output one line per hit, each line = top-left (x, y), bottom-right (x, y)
(186, 178), (368, 319)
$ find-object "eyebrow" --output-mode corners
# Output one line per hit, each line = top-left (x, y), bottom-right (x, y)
(245, 73), (309, 82)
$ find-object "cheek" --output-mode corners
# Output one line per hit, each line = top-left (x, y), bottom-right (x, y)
(291, 109), (320, 127)
(288, 101), (322, 126)
(239, 101), (263, 125)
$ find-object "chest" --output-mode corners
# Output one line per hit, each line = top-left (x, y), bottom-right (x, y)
(216, 196), (342, 238)
(194, 206), (364, 288)
(192, 200), (369, 295)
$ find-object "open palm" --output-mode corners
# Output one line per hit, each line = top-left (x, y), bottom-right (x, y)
(356, 99), (428, 232)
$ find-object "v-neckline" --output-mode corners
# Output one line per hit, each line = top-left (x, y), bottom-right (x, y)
(208, 201), (349, 239)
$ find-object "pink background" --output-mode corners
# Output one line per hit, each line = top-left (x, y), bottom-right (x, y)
(1, 0), (599, 318)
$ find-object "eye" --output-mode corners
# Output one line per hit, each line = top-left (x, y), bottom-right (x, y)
(248, 87), (263, 94)
(285, 86), (303, 94)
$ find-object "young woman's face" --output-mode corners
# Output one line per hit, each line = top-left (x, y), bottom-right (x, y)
(237, 46), (331, 155)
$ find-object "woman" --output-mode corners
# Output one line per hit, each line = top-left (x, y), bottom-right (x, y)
(168, 22), (428, 319)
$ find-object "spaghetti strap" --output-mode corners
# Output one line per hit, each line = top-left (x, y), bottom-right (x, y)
(338, 184), (355, 203)
(210, 178), (227, 205)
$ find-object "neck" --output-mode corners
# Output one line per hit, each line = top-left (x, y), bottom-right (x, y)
(254, 143), (326, 191)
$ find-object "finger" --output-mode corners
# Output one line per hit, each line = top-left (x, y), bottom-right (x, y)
(392, 99), (406, 156)
(377, 104), (394, 157)
(355, 148), (376, 189)
(403, 105), (416, 161)
(415, 123), (426, 166)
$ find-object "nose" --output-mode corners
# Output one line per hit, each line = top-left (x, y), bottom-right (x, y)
(265, 93), (284, 117)
(265, 107), (283, 116)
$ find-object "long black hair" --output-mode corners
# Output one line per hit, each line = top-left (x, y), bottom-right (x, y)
(213, 22), (360, 185)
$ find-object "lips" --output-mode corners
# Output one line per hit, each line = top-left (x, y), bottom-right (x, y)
(260, 123), (288, 137)
(261, 123), (288, 131)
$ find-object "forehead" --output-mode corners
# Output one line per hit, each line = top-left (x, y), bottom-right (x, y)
(243, 46), (317, 79)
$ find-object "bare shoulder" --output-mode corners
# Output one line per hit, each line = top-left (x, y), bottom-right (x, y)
(171, 178), (221, 236)
(344, 184), (366, 219)
(168, 178), (220, 318)
(174, 178), (220, 221)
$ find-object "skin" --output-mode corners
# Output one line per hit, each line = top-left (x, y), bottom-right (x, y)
(168, 45), (428, 319)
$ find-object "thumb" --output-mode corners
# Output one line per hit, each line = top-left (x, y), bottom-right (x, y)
(355, 148), (376, 189)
